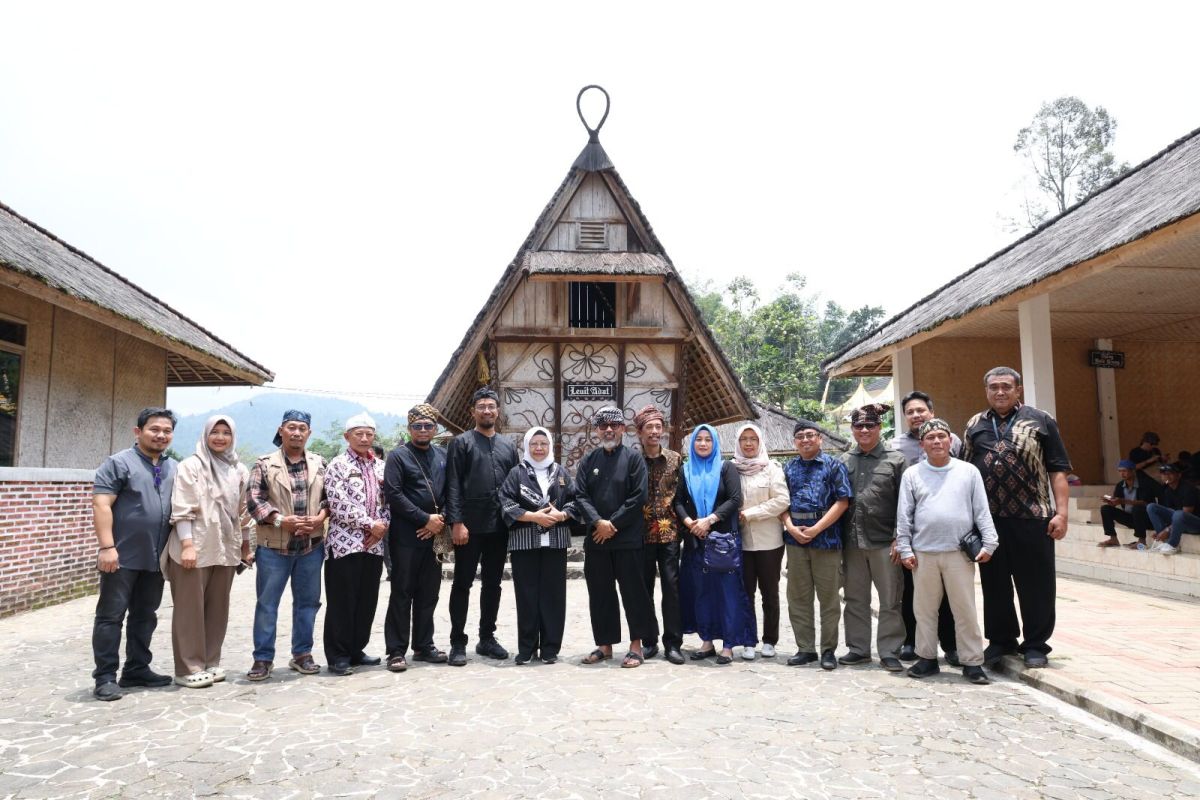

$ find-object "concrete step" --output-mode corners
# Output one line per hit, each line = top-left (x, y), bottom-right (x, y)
(1057, 521), (1200, 599)
(1065, 519), (1200, 555)
(1069, 484), (1110, 497)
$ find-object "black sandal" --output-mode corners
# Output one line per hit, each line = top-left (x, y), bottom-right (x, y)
(387, 655), (408, 672)
(621, 651), (644, 668)
(582, 648), (611, 665)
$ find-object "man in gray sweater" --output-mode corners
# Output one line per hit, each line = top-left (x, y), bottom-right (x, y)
(896, 419), (998, 685)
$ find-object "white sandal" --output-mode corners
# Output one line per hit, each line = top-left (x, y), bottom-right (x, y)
(207, 667), (226, 683)
(174, 671), (214, 688)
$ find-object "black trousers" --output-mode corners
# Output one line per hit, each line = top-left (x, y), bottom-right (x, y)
(92, 567), (165, 684)
(980, 516), (1055, 655)
(585, 547), (655, 646)
(901, 566), (957, 652)
(1101, 504), (1149, 540)
(322, 552), (383, 665)
(384, 543), (441, 657)
(742, 546), (784, 646)
(510, 548), (568, 658)
(449, 532), (507, 648)
(642, 540), (682, 650)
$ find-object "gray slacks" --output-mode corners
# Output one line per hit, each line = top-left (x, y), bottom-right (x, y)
(842, 542), (904, 658)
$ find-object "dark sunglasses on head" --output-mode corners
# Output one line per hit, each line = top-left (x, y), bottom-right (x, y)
(410, 422), (436, 431)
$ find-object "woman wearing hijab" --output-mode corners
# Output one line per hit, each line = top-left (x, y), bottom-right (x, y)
(732, 423), (791, 660)
(499, 427), (577, 664)
(166, 416), (251, 687)
(675, 425), (756, 664)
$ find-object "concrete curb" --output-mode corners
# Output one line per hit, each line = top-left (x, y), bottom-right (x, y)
(994, 654), (1200, 763)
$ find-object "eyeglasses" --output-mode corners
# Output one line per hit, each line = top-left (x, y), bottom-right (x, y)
(596, 422), (623, 431)
(794, 432), (820, 441)
(410, 422), (436, 431)
(852, 423), (879, 431)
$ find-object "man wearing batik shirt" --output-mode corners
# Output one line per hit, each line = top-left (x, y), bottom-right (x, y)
(634, 404), (685, 665)
(961, 366), (1071, 669)
(246, 409), (329, 681)
(322, 412), (390, 676)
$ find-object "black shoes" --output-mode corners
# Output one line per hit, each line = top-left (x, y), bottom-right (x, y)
(983, 642), (1018, 669)
(715, 653), (733, 665)
(907, 658), (941, 679)
(94, 681), (124, 701)
(943, 650), (961, 668)
(475, 638), (509, 660)
(880, 657), (904, 673)
(820, 650), (837, 670)
(1023, 651), (1049, 668)
(448, 647), (467, 667)
(690, 647), (718, 661)
(837, 651), (871, 666)
(665, 648), (685, 665)
(787, 651), (818, 666)
(351, 653), (382, 667)
(412, 647), (448, 664)
(540, 653), (558, 665)
(963, 665), (991, 684)
(117, 669), (172, 688)
(642, 644), (660, 660)
(897, 644), (917, 662)
(327, 661), (354, 676)
(514, 652), (534, 665)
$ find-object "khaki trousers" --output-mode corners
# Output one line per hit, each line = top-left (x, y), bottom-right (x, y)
(842, 542), (904, 658)
(913, 550), (984, 666)
(166, 560), (237, 676)
(785, 545), (842, 654)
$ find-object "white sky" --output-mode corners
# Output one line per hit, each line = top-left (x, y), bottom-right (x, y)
(2, 1), (1197, 415)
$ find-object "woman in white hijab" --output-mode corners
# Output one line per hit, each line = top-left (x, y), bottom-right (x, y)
(166, 415), (251, 687)
(732, 423), (791, 660)
(498, 427), (577, 664)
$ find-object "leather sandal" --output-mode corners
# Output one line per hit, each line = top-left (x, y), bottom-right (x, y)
(387, 655), (408, 673)
(246, 660), (273, 681)
(621, 651), (644, 668)
(582, 648), (611, 665)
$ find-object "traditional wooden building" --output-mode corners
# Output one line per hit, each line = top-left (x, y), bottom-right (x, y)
(426, 88), (756, 466)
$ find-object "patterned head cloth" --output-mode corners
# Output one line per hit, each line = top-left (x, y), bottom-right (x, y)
(593, 406), (626, 427)
(850, 403), (890, 426)
(408, 403), (439, 425)
(471, 387), (499, 406)
(274, 409), (312, 446)
(633, 404), (665, 430)
(918, 418), (952, 439)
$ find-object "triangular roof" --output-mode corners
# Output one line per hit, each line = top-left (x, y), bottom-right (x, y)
(426, 134), (756, 432)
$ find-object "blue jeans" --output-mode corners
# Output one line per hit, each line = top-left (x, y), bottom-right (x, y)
(253, 545), (324, 662)
(1146, 503), (1200, 547)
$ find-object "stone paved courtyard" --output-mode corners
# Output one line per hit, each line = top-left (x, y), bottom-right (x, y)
(1, 575), (1198, 799)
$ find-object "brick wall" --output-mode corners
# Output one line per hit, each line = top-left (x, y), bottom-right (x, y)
(0, 471), (98, 617)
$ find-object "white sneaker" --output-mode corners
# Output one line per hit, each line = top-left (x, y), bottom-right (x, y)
(761, 643), (776, 658)
(1159, 544), (1179, 556)
(742, 646), (756, 661)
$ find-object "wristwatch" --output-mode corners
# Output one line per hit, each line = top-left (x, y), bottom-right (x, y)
(273, 514), (283, 528)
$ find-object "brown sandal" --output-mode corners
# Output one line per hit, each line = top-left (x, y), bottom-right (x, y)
(387, 655), (408, 673)
(621, 651), (644, 669)
(1097, 539), (1119, 547)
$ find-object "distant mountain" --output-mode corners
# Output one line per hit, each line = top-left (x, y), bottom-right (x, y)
(171, 393), (406, 461)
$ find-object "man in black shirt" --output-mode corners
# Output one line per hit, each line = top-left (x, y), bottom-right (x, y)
(961, 367), (1071, 669)
(444, 388), (519, 666)
(575, 406), (654, 668)
(1097, 459), (1159, 549)
(1146, 462), (1200, 555)
(383, 404), (450, 671)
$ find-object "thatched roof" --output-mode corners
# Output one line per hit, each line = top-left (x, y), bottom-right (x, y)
(426, 130), (756, 432)
(0, 200), (272, 385)
(713, 402), (849, 459)
(824, 125), (1200, 376)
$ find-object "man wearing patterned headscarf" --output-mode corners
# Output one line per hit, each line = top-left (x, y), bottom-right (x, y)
(634, 404), (685, 665)
(245, 409), (329, 681)
(575, 406), (655, 668)
(382, 404), (450, 671)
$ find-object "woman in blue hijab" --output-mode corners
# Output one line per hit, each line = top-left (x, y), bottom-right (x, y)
(675, 425), (758, 664)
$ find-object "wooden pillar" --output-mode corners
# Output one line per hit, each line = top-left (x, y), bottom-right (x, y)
(1095, 337), (1121, 483)
(1018, 294), (1056, 418)
(891, 346), (914, 412)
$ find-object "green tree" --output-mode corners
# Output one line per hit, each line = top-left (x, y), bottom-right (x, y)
(1013, 96), (1129, 227)
(307, 420), (344, 461)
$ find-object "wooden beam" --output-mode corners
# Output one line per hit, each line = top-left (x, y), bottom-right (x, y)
(490, 332), (685, 344)
(526, 273), (663, 284)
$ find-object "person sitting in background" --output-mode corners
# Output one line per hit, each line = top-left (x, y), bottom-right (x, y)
(1146, 462), (1200, 556)
(1097, 459), (1159, 549)
(1129, 432), (1166, 485)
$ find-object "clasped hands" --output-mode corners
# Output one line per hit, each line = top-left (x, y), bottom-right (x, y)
(417, 513), (446, 541)
(779, 511), (816, 544)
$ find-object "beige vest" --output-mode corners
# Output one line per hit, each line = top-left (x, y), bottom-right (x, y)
(255, 449), (327, 551)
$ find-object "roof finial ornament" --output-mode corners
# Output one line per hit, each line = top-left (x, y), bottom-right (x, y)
(576, 84), (610, 144)
(572, 85), (614, 172)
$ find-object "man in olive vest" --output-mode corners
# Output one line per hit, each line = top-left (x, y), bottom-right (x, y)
(245, 410), (329, 680)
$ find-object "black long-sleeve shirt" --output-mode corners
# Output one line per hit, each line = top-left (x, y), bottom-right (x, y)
(674, 460), (743, 547)
(445, 429), (519, 536)
(573, 444), (648, 550)
(384, 442), (447, 548)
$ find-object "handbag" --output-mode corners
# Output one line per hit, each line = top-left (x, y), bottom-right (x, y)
(702, 528), (742, 574)
(411, 453), (454, 556)
(960, 527), (984, 562)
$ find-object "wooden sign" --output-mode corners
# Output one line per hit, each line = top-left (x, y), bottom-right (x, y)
(564, 382), (616, 401)
(1089, 350), (1125, 369)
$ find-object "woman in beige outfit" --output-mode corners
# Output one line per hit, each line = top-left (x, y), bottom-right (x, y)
(165, 415), (251, 687)
(733, 423), (791, 660)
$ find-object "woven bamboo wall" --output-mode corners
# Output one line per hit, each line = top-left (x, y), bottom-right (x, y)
(1113, 340), (1200, 461)
(1052, 339), (1101, 484)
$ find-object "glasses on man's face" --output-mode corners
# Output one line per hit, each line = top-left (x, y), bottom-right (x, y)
(795, 433), (820, 441)
(852, 423), (878, 431)
(410, 422), (436, 431)
(596, 422), (622, 431)
(474, 404), (498, 412)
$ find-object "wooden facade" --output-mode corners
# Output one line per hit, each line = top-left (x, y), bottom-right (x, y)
(427, 99), (755, 466)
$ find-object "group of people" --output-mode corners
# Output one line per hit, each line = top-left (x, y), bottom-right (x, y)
(1097, 430), (1199, 555)
(89, 365), (1072, 699)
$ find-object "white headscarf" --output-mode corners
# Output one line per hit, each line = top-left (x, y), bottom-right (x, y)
(732, 423), (770, 476)
(522, 427), (555, 495)
(197, 415), (242, 528)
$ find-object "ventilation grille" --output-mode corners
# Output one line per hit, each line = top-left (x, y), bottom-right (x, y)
(578, 221), (607, 250)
